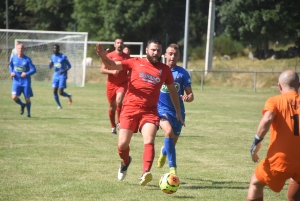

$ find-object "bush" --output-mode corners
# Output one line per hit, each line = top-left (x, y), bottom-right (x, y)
(213, 35), (244, 56)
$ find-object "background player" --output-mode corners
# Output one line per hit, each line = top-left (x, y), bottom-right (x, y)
(123, 46), (130, 56)
(10, 43), (36, 117)
(49, 44), (72, 109)
(247, 69), (300, 201)
(100, 38), (130, 134)
(95, 39), (184, 186)
(157, 43), (194, 175)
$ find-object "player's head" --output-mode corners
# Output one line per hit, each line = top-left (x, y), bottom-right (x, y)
(17, 43), (24, 57)
(123, 46), (130, 55)
(146, 38), (162, 64)
(114, 38), (124, 52)
(165, 43), (180, 68)
(278, 70), (300, 93)
(53, 44), (60, 55)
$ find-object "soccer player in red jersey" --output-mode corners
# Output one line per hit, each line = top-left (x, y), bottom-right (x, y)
(95, 39), (184, 186)
(100, 38), (130, 134)
(247, 70), (300, 201)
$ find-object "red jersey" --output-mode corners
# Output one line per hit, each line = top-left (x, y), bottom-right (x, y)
(263, 91), (300, 172)
(105, 51), (131, 86)
(120, 58), (174, 108)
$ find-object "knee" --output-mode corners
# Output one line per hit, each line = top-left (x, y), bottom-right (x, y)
(12, 96), (18, 101)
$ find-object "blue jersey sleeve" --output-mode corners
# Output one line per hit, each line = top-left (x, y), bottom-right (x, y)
(182, 69), (192, 88)
(25, 57), (37, 76)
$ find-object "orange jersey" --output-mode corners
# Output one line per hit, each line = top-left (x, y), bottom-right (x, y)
(263, 91), (300, 172)
(105, 51), (131, 86)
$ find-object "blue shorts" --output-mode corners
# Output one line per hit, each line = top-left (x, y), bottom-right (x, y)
(12, 84), (33, 99)
(159, 112), (185, 136)
(52, 76), (67, 89)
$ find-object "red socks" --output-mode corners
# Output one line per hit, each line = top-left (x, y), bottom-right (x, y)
(108, 109), (116, 128)
(143, 143), (155, 174)
(118, 146), (130, 165)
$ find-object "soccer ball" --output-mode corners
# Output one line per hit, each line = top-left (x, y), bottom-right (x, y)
(159, 173), (180, 194)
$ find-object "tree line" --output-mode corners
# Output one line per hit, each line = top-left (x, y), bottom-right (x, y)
(1, 0), (299, 55)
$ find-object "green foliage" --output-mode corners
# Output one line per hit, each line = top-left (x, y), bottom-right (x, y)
(218, 0), (300, 49)
(213, 35), (244, 56)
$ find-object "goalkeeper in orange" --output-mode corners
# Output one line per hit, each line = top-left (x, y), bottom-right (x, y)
(247, 69), (300, 201)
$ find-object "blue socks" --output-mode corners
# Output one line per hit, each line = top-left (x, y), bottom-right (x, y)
(164, 137), (177, 168)
(54, 94), (61, 107)
(26, 102), (31, 116)
(15, 98), (24, 106)
(61, 92), (70, 98)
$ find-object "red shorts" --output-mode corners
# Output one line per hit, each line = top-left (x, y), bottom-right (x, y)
(106, 82), (128, 103)
(119, 106), (160, 133)
(255, 158), (300, 192)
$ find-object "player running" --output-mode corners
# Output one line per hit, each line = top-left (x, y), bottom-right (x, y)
(100, 38), (130, 134)
(49, 44), (72, 109)
(10, 43), (36, 117)
(95, 39), (184, 186)
(157, 43), (194, 175)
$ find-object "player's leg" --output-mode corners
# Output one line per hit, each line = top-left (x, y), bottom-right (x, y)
(247, 173), (265, 201)
(158, 118), (176, 170)
(117, 108), (135, 180)
(288, 178), (300, 201)
(58, 78), (72, 104)
(12, 84), (25, 114)
(140, 122), (157, 186)
(23, 85), (33, 117)
(116, 92), (125, 126)
(106, 85), (117, 133)
(115, 84), (127, 127)
(52, 78), (61, 108)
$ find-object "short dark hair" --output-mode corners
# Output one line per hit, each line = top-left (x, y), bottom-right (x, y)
(147, 38), (162, 47)
(54, 44), (59, 48)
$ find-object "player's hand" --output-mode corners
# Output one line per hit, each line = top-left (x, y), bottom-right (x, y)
(250, 142), (261, 162)
(113, 70), (119, 75)
(59, 71), (64, 75)
(21, 72), (27, 78)
(180, 93), (193, 102)
(11, 72), (15, 77)
(94, 43), (106, 58)
(49, 61), (53, 67)
(176, 112), (185, 127)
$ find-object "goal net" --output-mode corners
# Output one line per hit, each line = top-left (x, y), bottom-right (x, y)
(0, 29), (88, 87)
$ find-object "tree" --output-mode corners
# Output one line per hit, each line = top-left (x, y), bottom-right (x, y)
(218, 0), (300, 50)
(73, 0), (186, 46)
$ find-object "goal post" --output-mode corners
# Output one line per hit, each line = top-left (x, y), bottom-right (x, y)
(0, 29), (88, 87)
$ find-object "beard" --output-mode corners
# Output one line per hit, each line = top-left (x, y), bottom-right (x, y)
(117, 46), (123, 51)
(146, 54), (161, 64)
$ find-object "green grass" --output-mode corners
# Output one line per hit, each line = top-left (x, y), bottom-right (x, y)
(0, 83), (289, 200)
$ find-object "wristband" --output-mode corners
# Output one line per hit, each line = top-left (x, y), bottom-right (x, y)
(250, 134), (263, 155)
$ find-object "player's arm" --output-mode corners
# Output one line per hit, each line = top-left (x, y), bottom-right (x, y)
(9, 59), (15, 77)
(95, 43), (123, 71)
(166, 83), (185, 126)
(26, 58), (37, 76)
(59, 58), (71, 74)
(49, 57), (54, 69)
(100, 64), (120, 75)
(250, 110), (273, 162)
(181, 86), (194, 102)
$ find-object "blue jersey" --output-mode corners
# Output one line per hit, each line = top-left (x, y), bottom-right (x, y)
(49, 53), (71, 78)
(9, 55), (36, 86)
(158, 66), (191, 118)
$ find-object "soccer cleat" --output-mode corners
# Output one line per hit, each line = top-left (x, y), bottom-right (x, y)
(68, 94), (72, 105)
(170, 167), (177, 175)
(20, 104), (25, 115)
(57, 106), (62, 109)
(118, 156), (132, 181)
(27, 114), (31, 118)
(111, 127), (117, 134)
(139, 171), (152, 186)
(157, 146), (167, 168)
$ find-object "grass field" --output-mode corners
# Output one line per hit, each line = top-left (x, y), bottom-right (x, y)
(0, 83), (290, 201)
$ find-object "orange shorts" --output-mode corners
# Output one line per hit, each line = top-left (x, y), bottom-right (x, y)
(255, 158), (300, 192)
(119, 106), (159, 133)
(106, 82), (127, 103)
